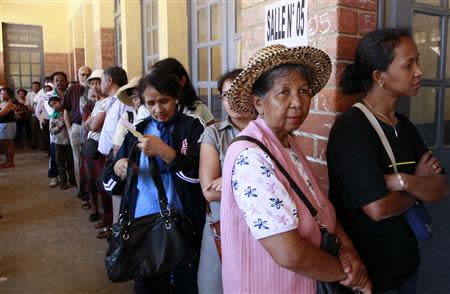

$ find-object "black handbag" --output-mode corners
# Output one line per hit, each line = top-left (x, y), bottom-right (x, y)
(105, 145), (198, 282)
(82, 138), (99, 159)
(233, 136), (354, 294)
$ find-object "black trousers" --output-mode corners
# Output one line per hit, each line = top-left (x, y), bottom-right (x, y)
(55, 144), (76, 185)
(134, 260), (199, 294)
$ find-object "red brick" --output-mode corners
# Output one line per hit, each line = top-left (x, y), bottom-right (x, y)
(337, 6), (358, 34)
(358, 11), (377, 35)
(44, 52), (70, 77)
(316, 138), (329, 162)
(317, 87), (358, 112)
(309, 162), (329, 190)
(0, 52), (5, 85)
(327, 60), (347, 86)
(338, 0), (377, 11)
(336, 35), (360, 59)
(296, 135), (315, 158)
(299, 113), (337, 137)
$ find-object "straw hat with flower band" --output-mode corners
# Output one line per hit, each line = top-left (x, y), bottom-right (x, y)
(227, 44), (332, 118)
(117, 76), (141, 107)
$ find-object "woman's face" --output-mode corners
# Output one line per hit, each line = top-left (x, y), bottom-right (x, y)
(143, 86), (178, 122)
(254, 70), (312, 137)
(0, 90), (9, 101)
(381, 36), (422, 97)
(221, 79), (242, 119)
(130, 88), (141, 110)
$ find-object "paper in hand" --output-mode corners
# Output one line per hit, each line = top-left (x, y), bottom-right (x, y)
(120, 117), (143, 139)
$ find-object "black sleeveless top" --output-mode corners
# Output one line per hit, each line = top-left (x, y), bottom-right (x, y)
(0, 108), (16, 123)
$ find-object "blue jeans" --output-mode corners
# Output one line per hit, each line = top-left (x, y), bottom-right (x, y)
(377, 270), (418, 294)
(48, 143), (59, 178)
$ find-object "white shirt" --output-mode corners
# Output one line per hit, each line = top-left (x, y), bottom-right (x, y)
(87, 97), (110, 142)
(231, 147), (315, 240)
(98, 96), (132, 155)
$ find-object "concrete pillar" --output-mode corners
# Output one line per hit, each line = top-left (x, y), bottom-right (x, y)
(83, 3), (95, 68)
(158, 0), (189, 70)
(121, 0), (143, 78)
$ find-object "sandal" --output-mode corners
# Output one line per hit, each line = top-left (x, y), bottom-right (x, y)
(95, 221), (106, 229)
(97, 227), (112, 239)
(81, 202), (91, 210)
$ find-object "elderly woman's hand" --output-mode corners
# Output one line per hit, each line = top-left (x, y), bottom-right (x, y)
(137, 135), (176, 164)
(338, 245), (372, 293)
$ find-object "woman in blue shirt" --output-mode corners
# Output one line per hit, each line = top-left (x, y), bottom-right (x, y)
(103, 68), (206, 294)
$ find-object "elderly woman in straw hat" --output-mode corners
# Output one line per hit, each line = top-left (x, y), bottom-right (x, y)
(220, 44), (372, 293)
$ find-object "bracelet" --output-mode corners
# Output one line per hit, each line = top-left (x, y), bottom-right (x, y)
(396, 173), (406, 191)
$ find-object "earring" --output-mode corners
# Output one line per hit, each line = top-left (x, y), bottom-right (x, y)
(259, 110), (264, 118)
(379, 80), (384, 88)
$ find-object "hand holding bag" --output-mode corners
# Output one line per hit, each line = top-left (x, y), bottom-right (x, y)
(105, 145), (198, 282)
(354, 102), (433, 241)
(232, 136), (354, 294)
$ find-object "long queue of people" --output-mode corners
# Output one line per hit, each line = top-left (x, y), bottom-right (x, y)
(1, 27), (449, 294)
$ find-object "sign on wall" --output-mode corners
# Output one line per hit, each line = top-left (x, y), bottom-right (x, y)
(265, 0), (308, 47)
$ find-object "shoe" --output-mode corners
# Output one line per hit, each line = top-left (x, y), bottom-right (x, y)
(49, 177), (58, 187)
(60, 183), (68, 190)
(95, 221), (106, 229)
(0, 162), (15, 169)
(89, 212), (100, 222)
(97, 227), (112, 239)
(81, 201), (91, 210)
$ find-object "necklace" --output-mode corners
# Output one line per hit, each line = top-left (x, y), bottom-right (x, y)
(363, 99), (398, 138)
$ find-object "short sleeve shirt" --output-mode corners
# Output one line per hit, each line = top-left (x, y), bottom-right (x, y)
(326, 107), (426, 291)
(198, 116), (239, 169)
(184, 101), (214, 125)
(87, 97), (110, 142)
(231, 147), (309, 240)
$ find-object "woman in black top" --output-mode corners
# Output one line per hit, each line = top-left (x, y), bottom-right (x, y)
(0, 87), (16, 168)
(327, 28), (448, 293)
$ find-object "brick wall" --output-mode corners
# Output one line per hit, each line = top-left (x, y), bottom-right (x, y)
(94, 27), (115, 69)
(44, 53), (71, 79)
(0, 52), (5, 86)
(69, 52), (74, 81)
(240, 0), (377, 187)
(74, 47), (86, 80)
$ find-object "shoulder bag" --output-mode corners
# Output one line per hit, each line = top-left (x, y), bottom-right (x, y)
(232, 136), (354, 294)
(354, 102), (433, 241)
(105, 144), (198, 282)
(206, 202), (222, 261)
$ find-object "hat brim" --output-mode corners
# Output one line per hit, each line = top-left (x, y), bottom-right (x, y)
(227, 46), (331, 118)
(116, 77), (141, 107)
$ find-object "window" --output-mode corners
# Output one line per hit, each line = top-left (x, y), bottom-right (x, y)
(191, 0), (242, 120)
(114, 0), (122, 67)
(142, 0), (159, 73)
(2, 23), (44, 94)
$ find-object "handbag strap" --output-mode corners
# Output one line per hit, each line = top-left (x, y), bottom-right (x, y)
(353, 102), (399, 174)
(118, 145), (170, 221)
(231, 135), (319, 220)
(148, 156), (170, 213)
(119, 142), (138, 218)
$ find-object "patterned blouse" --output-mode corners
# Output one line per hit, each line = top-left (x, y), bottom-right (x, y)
(231, 147), (316, 240)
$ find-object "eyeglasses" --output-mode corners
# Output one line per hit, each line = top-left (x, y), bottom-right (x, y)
(219, 91), (229, 100)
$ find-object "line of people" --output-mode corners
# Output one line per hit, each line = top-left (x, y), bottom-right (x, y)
(1, 27), (448, 294)
(101, 28), (447, 294)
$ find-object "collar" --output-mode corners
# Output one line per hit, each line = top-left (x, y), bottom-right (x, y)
(217, 115), (237, 131)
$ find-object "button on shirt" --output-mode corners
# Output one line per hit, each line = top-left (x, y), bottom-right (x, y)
(98, 96), (133, 155)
